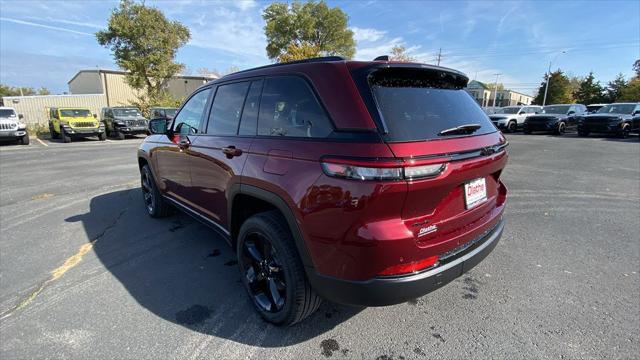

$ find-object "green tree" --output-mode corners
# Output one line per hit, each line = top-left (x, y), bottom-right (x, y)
(532, 70), (573, 105)
(263, 1), (355, 62)
(389, 45), (416, 62)
(605, 73), (628, 102)
(573, 72), (604, 104)
(96, 0), (190, 107)
(618, 78), (640, 101)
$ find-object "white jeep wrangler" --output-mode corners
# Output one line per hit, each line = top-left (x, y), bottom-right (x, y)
(0, 107), (29, 145)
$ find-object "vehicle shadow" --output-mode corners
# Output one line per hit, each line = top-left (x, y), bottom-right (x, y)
(65, 188), (362, 346)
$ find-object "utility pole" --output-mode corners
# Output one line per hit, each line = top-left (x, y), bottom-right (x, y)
(542, 50), (566, 106)
(436, 48), (442, 66)
(492, 73), (501, 108)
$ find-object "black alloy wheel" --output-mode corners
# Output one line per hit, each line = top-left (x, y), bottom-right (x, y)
(507, 121), (517, 133)
(140, 164), (172, 218)
(240, 232), (287, 313)
(141, 168), (155, 214)
(556, 122), (566, 135)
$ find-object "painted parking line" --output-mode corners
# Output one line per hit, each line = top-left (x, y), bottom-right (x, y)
(36, 138), (49, 147)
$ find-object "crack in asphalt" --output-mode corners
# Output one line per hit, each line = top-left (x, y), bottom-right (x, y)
(0, 190), (133, 321)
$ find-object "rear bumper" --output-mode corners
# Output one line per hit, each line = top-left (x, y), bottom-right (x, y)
(307, 219), (504, 306)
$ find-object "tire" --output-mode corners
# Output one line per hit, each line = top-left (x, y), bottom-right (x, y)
(555, 122), (566, 135)
(506, 121), (517, 133)
(578, 130), (589, 137)
(49, 123), (59, 139)
(61, 127), (71, 143)
(19, 133), (30, 145)
(116, 131), (126, 140)
(140, 164), (172, 218)
(620, 125), (630, 139)
(237, 210), (322, 326)
(98, 131), (106, 141)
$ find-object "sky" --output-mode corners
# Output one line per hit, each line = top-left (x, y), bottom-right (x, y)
(0, 0), (638, 96)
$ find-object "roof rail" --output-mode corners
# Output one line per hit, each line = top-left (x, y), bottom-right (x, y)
(220, 56), (347, 78)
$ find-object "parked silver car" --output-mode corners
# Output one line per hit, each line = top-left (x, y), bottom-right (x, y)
(489, 105), (542, 132)
(0, 107), (29, 145)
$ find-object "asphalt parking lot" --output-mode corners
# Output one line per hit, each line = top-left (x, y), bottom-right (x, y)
(0, 133), (638, 359)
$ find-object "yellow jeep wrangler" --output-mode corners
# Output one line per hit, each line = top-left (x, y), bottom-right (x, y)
(48, 107), (106, 143)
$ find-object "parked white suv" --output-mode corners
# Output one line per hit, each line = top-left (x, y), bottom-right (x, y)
(0, 107), (29, 145)
(489, 105), (542, 133)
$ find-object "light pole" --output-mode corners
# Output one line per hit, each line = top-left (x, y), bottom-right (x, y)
(492, 73), (501, 108)
(542, 51), (566, 106)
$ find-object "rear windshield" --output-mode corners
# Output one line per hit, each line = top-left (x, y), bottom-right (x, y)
(368, 68), (496, 142)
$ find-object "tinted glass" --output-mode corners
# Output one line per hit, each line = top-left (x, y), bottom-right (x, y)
(0, 109), (16, 118)
(60, 109), (91, 117)
(173, 88), (212, 135)
(596, 104), (636, 114)
(543, 105), (571, 114)
(239, 80), (263, 136)
(258, 76), (333, 138)
(207, 82), (250, 135)
(113, 108), (142, 117)
(495, 107), (520, 114)
(369, 69), (495, 141)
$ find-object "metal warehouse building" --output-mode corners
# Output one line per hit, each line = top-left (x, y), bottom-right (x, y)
(2, 69), (217, 124)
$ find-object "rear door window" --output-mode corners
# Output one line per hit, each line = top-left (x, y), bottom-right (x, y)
(207, 81), (250, 135)
(258, 76), (333, 138)
(366, 68), (496, 142)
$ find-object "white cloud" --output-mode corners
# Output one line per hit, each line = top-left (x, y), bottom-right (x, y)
(351, 27), (386, 43)
(187, 6), (267, 61)
(233, 0), (257, 11)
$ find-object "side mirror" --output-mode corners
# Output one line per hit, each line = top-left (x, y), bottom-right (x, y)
(568, 111), (575, 115)
(148, 118), (168, 134)
(633, 110), (640, 116)
(518, 111), (525, 115)
(18, 114), (24, 119)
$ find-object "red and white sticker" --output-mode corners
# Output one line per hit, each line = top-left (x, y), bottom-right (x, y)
(464, 178), (487, 209)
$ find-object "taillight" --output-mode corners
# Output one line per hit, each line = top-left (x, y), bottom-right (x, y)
(321, 157), (446, 181)
(378, 256), (439, 276)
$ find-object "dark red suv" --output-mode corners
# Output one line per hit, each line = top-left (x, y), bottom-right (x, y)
(139, 57), (508, 326)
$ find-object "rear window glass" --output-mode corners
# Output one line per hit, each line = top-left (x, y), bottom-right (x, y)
(368, 68), (496, 142)
(258, 76), (333, 138)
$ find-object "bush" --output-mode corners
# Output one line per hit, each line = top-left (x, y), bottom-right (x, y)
(27, 123), (50, 137)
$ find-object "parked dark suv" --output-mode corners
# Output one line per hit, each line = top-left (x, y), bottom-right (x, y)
(523, 104), (587, 135)
(101, 107), (149, 140)
(138, 57), (508, 325)
(577, 103), (640, 138)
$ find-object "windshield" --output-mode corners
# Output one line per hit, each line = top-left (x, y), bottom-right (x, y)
(113, 108), (143, 117)
(494, 107), (520, 114)
(542, 105), (570, 114)
(165, 108), (177, 117)
(596, 104), (636, 114)
(368, 68), (496, 142)
(0, 109), (17, 118)
(60, 109), (92, 117)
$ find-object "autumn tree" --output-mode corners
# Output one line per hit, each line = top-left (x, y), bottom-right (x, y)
(533, 70), (573, 105)
(96, 0), (190, 112)
(263, 1), (355, 62)
(389, 45), (416, 62)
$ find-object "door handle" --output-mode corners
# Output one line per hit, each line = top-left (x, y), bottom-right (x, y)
(222, 146), (242, 158)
